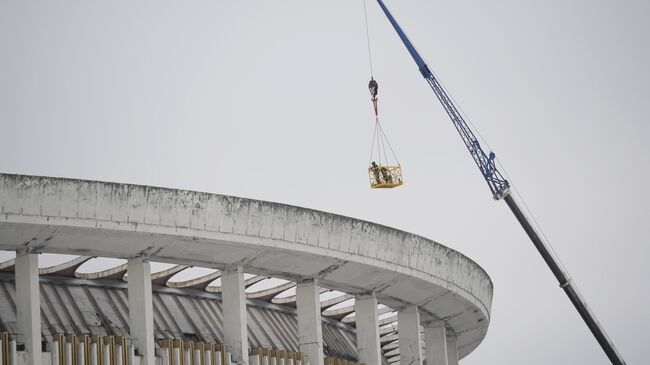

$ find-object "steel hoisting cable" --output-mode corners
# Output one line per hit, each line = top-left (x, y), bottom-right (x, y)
(369, 120), (379, 163)
(363, 0), (374, 78)
(364, 0), (400, 168)
(369, 116), (400, 167)
(377, 121), (388, 165)
(370, 119), (384, 165)
(365, 0), (378, 165)
(378, 122), (400, 165)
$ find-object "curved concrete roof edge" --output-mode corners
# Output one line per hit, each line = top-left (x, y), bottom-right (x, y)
(0, 173), (493, 359)
(0, 173), (493, 298)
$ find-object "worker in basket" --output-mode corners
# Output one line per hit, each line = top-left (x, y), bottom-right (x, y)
(370, 162), (395, 186)
(370, 161), (382, 185)
(380, 166), (393, 184)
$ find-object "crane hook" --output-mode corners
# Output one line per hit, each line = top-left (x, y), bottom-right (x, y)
(368, 78), (379, 116)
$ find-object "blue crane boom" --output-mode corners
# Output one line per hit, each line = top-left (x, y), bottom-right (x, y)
(375, 0), (510, 200)
(373, 1), (626, 364)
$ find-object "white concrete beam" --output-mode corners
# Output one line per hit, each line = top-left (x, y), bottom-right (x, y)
(15, 250), (42, 365)
(354, 293), (381, 365)
(222, 266), (249, 365)
(423, 321), (447, 365)
(127, 257), (155, 365)
(296, 280), (324, 365)
(397, 305), (422, 365)
(446, 335), (458, 365)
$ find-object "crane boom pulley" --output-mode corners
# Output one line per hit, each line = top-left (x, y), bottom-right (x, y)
(372, 0), (627, 363)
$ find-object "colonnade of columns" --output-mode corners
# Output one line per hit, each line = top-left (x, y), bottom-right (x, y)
(13, 257), (459, 365)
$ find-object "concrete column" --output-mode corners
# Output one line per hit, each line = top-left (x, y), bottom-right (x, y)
(205, 349), (212, 365)
(295, 280), (324, 365)
(65, 343), (72, 365)
(183, 350), (190, 365)
(51, 339), (60, 365)
(222, 266), (248, 365)
(101, 343), (110, 365)
(128, 345), (136, 365)
(423, 321), (447, 365)
(127, 257), (155, 365)
(116, 345), (123, 365)
(90, 343), (98, 365)
(78, 342), (87, 365)
(397, 305), (422, 365)
(446, 335), (458, 365)
(194, 350), (202, 365)
(174, 347), (181, 365)
(354, 294), (381, 365)
(15, 250), (42, 365)
(161, 348), (170, 365)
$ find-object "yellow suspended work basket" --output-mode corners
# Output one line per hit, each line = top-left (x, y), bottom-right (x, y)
(367, 112), (403, 189)
(368, 164), (403, 188)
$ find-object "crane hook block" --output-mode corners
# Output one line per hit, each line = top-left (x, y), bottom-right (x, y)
(369, 78), (379, 116)
(368, 79), (378, 100)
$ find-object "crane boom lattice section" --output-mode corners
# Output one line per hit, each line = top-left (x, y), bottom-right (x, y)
(422, 72), (510, 199)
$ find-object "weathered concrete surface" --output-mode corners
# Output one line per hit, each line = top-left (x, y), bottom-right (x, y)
(222, 266), (249, 365)
(446, 336), (458, 365)
(127, 257), (155, 365)
(0, 174), (493, 359)
(296, 280), (324, 365)
(355, 294), (382, 365)
(423, 321), (448, 365)
(15, 251), (41, 365)
(397, 305), (423, 365)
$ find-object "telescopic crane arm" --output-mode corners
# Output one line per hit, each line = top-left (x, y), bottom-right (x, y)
(373, 1), (626, 364)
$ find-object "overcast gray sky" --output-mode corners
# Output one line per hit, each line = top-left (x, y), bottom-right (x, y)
(1, 0), (648, 364)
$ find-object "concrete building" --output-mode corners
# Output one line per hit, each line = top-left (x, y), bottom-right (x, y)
(0, 174), (492, 365)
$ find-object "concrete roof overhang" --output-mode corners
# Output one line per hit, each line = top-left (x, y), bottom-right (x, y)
(0, 174), (493, 359)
